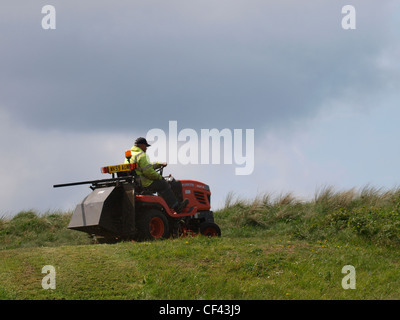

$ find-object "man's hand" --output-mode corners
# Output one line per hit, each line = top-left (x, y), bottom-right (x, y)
(161, 162), (168, 167)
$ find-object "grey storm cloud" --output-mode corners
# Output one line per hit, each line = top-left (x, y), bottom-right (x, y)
(0, 0), (398, 134)
(1, 0), (400, 216)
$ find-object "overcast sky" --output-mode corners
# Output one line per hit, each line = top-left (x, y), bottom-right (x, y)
(1, 0), (399, 216)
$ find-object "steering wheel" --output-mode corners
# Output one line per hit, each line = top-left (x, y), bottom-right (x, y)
(157, 166), (164, 177)
(156, 165), (172, 181)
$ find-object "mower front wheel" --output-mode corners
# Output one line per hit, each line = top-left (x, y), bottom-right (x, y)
(200, 222), (221, 237)
(136, 209), (170, 241)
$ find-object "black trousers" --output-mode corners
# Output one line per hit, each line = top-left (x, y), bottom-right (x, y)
(143, 179), (179, 209)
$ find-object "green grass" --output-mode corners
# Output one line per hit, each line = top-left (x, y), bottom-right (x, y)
(0, 210), (92, 250)
(1, 186), (400, 300)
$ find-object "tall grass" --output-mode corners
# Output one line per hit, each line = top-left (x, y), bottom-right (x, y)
(216, 186), (400, 246)
(0, 210), (91, 250)
(1, 185), (400, 249)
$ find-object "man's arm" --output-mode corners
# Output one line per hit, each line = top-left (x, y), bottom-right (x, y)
(139, 157), (162, 180)
(152, 162), (167, 169)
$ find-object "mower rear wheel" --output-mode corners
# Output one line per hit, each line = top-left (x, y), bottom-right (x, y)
(199, 222), (221, 237)
(136, 209), (170, 240)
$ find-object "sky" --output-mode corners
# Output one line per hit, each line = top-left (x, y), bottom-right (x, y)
(1, 0), (399, 216)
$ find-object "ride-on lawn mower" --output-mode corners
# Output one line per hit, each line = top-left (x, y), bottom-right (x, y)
(53, 155), (221, 243)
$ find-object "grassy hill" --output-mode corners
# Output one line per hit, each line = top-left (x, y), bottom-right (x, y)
(1, 186), (400, 300)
